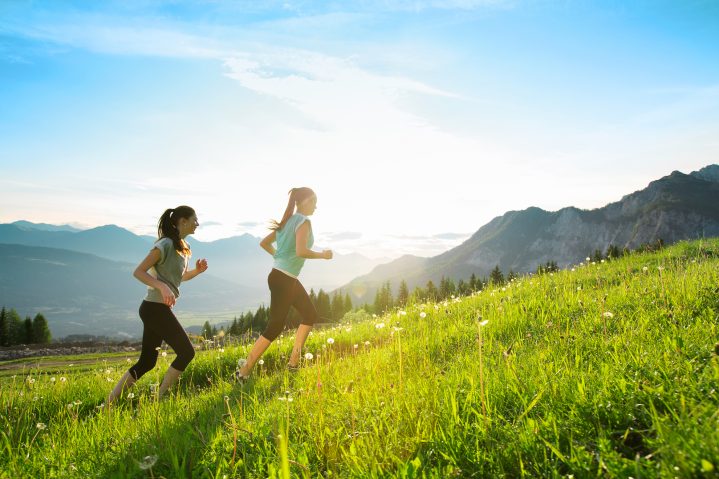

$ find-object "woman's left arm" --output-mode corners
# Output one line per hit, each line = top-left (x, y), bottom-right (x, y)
(182, 258), (208, 281)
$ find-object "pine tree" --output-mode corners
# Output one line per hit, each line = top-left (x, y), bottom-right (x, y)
(457, 279), (468, 296)
(201, 321), (213, 339)
(469, 273), (478, 291)
(606, 244), (621, 260)
(32, 313), (51, 344)
(7, 309), (23, 346)
(23, 317), (34, 344)
(397, 280), (409, 307)
(343, 293), (353, 315)
(592, 249), (603, 262)
(507, 270), (517, 282)
(331, 292), (345, 321)
(316, 290), (332, 322)
(0, 307), (7, 347)
(489, 265), (504, 286)
(425, 280), (438, 301)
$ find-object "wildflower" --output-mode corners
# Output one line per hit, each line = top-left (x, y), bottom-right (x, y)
(96, 403), (105, 409)
(353, 344), (358, 349)
(66, 403), (74, 409)
(161, 351), (167, 357)
(138, 455), (158, 471)
(642, 266), (648, 272)
(127, 393), (135, 399)
(237, 358), (248, 368)
(327, 338), (335, 345)
(126, 358), (132, 363)
(59, 377), (67, 383)
(657, 266), (664, 271)
(375, 322), (385, 329)
(74, 400), (82, 406)
(26, 377), (35, 384)
(304, 353), (314, 360)
(586, 257), (590, 262)
(106, 377), (113, 382)
(258, 359), (264, 365)
(393, 326), (404, 332)
(398, 310), (407, 316)
(36, 423), (47, 430)
(364, 341), (370, 346)
(372, 314), (377, 318)
(479, 320), (489, 327)
(420, 312), (427, 319)
(577, 287), (582, 291)
(219, 348), (225, 353)
(603, 312), (614, 319)
(50, 377), (56, 382)
(105, 369), (112, 374)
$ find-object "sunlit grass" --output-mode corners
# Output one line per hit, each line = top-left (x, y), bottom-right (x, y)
(1, 238), (718, 478)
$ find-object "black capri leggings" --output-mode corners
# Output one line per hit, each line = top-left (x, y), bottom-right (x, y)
(128, 300), (196, 380)
(262, 268), (319, 341)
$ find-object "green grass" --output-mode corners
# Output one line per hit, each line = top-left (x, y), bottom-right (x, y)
(2, 238), (718, 478)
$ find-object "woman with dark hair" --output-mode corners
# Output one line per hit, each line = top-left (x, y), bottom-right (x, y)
(107, 206), (208, 405)
(236, 187), (332, 380)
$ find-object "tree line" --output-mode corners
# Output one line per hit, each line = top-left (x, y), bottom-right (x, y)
(196, 239), (664, 336)
(200, 288), (354, 339)
(0, 307), (52, 346)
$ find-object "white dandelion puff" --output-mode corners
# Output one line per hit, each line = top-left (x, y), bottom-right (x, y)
(375, 322), (385, 329)
(127, 393), (135, 399)
(304, 353), (314, 360)
(479, 320), (489, 327)
(138, 455), (158, 471)
(237, 358), (247, 368)
(419, 312), (427, 319)
(603, 312), (614, 319)
(258, 359), (264, 366)
(327, 338), (335, 344)
(161, 351), (167, 357)
(36, 423), (47, 430)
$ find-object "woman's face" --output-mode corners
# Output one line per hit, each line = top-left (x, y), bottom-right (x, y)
(178, 214), (199, 237)
(300, 195), (317, 215)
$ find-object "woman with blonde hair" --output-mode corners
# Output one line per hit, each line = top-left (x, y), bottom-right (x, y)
(236, 187), (332, 380)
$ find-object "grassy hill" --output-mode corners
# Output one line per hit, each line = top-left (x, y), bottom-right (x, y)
(1, 238), (718, 478)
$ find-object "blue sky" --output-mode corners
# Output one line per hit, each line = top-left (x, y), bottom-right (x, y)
(1, 0), (718, 258)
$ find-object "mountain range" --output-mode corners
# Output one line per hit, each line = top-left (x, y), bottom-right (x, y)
(338, 164), (719, 305)
(2, 164), (717, 338)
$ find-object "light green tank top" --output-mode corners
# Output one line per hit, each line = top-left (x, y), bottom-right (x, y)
(273, 213), (314, 277)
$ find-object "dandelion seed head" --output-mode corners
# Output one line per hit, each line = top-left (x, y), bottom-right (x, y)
(327, 338), (335, 344)
(304, 353), (314, 360)
(479, 320), (489, 327)
(138, 455), (158, 470)
(419, 312), (427, 318)
(161, 351), (167, 357)
(127, 393), (135, 399)
(237, 358), (248, 368)
(50, 377), (56, 382)
(603, 311), (614, 319)
(36, 423), (47, 430)
(60, 377), (67, 382)
(258, 359), (264, 365)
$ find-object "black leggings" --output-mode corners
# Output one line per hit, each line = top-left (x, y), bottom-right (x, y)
(128, 301), (196, 380)
(262, 268), (319, 341)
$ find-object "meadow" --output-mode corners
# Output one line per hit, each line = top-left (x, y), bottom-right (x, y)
(1, 238), (718, 478)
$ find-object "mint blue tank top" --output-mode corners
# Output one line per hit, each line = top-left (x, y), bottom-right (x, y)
(273, 213), (314, 277)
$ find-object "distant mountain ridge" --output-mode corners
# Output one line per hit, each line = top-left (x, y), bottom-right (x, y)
(339, 164), (719, 304)
(0, 223), (384, 291)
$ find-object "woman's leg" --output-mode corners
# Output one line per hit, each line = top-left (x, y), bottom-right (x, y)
(154, 306), (196, 397)
(288, 281), (319, 367)
(109, 302), (163, 404)
(239, 270), (295, 376)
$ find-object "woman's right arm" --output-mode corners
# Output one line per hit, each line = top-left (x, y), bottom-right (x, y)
(295, 222), (332, 260)
(260, 231), (277, 256)
(133, 248), (176, 307)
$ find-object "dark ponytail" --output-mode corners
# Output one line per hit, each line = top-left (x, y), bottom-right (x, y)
(158, 205), (195, 255)
(270, 187), (315, 231)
